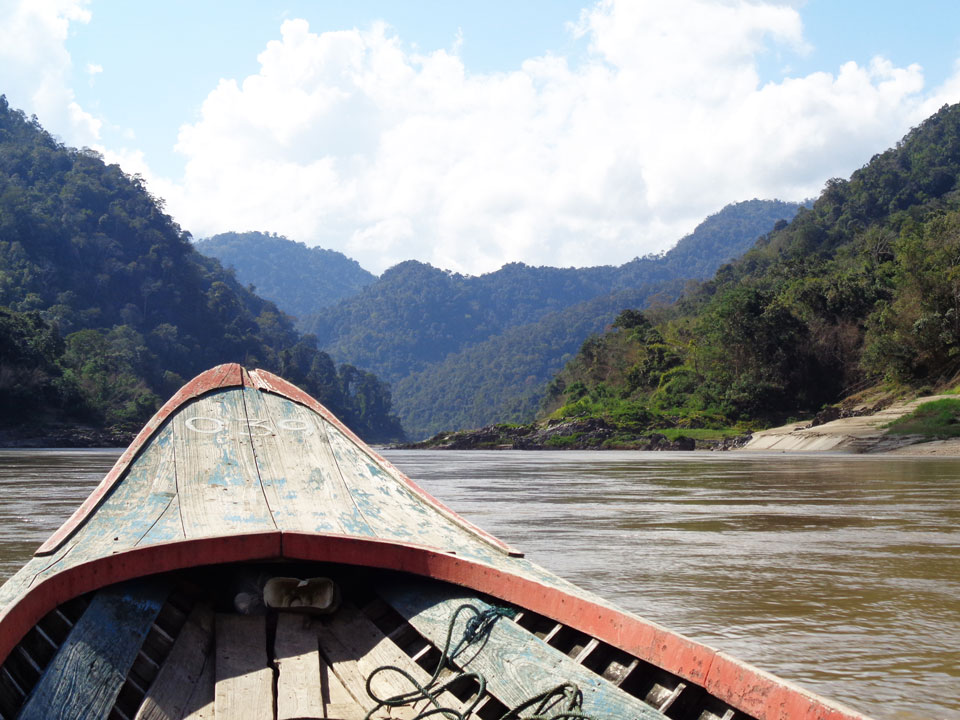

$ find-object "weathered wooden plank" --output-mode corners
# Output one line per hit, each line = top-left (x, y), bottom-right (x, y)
(24, 429), (184, 591)
(242, 389), (371, 536)
(214, 614), (273, 720)
(19, 579), (167, 720)
(133, 605), (214, 720)
(379, 581), (668, 720)
(318, 650), (363, 719)
(34, 363), (243, 558)
(275, 612), (325, 720)
(180, 645), (214, 720)
(316, 620), (389, 719)
(320, 603), (466, 720)
(173, 391), (276, 539)
(324, 424), (480, 555)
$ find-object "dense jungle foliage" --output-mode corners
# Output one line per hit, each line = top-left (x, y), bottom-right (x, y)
(544, 103), (960, 435)
(297, 199), (804, 437)
(0, 96), (403, 441)
(302, 199), (804, 380)
(393, 286), (675, 438)
(195, 231), (375, 319)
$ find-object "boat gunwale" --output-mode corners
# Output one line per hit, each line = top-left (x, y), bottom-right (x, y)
(2, 529), (869, 720)
(34, 363), (521, 559)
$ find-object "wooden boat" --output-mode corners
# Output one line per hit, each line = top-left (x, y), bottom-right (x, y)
(0, 364), (870, 720)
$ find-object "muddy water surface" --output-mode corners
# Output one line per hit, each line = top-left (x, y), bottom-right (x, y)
(0, 449), (957, 719)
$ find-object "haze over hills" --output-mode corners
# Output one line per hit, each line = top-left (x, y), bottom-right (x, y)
(0, 96), (403, 442)
(384, 200), (808, 437)
(197, 200), (806, 438)
(195, 232), (376, 319)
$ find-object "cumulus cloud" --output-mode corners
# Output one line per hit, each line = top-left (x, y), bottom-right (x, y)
(0, 0), (100, 146)
(166, 0), (957, 275)
(5, 0), (960, 275)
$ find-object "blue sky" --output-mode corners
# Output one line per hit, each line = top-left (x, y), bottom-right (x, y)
(64, 1), (592, 178)
(3, 1), (960, 274)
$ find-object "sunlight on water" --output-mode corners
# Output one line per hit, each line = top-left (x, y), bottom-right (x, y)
(0, 448), (956, 719)
(384, 450), (960, 720)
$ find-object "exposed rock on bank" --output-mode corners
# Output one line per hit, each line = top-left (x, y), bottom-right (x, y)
(399, 418), (752, 451)
(740, 394), (955, 453)
(0, 425), (134, 448)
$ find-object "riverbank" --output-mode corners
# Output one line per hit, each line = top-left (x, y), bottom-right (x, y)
(398, 417), (752, 451)
(740, 394), (959, 455)
(404, 392), (960, 455)
(0, 425), (133, 448)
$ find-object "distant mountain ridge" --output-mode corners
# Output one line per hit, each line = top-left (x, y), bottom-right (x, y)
(195, 231), (376, 318)
(293, 198), (807, 437)
(392, 285), (676, 437)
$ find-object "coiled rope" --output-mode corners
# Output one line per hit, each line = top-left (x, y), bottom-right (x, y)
(364, 603), (595, 720)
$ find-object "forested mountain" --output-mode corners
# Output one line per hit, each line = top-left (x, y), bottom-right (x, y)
(195, 232), (375, 318)
(295, 199), (803, 437)
(302, 199), (804, 378)
(393, 285), (680, 437)
(0, 96), (403, 442)
(542, 102), (960, 435)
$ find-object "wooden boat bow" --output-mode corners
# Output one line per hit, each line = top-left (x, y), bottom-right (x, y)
(0, 364), (872, 720)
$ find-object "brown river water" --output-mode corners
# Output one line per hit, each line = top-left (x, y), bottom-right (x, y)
(0, 448), (957, 719)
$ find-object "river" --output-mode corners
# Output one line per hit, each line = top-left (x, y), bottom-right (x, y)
(0, 448), (957, 719)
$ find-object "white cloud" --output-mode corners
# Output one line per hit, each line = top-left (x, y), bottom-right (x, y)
(0, 0), (100, 145)
(166, 0), (958, 275)
(5, 0), (960, 275)
(86, 61), (102, 86)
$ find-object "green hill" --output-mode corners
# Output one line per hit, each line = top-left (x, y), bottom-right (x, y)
(392, 285), (678, 438)
(0, 95), (403, 442)
(296, 199), (804, 436)
(541, 102), (960, 438)
(195, 231), (375, 319)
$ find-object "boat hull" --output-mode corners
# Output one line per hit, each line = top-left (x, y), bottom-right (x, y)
(0, 365), (871, 720)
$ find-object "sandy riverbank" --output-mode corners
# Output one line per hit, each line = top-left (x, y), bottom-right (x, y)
(880, 437), (960, 456)
(739, 394), (960, 456)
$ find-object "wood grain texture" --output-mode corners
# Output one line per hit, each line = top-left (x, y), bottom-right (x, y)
(323, 423), (473, 555)
(214, 614), (274, 719)
(243, 389), (368, 537)
(180, 643), (215, 720)
(380, 580), (668, 720)
(134, 604), (214, 720)
(35, 363), (244, 557)
(319, 602), (465, 720)
(26, 427), (184, 590)
(275, 612), (325, 719)
(247, 366), (522, 558)
(319, 650), (363, 719)
(173, 391), (276, 539)
(316, 619), (387, 719)
(18, 579), (167, 720)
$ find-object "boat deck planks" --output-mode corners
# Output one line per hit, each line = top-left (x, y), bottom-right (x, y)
(173, 392), (276, 539)
(324, 423), (479, 555)
(380, 580), (669, 720)
(243, 388), (364, 537)
(318, 650), (364, 720)
(179, 643), (215, 720)
(133, 605), (214, 720)
(275, 612), (325, 720)
(315, 623), (378, 717)
(18, 579), (167, 720)
(320, 602), (467, 719)
(214, 614), (273, 720)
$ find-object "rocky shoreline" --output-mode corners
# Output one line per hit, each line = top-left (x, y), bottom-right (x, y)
(396, 417), (753, 451)
(0, 425), (134, 449)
